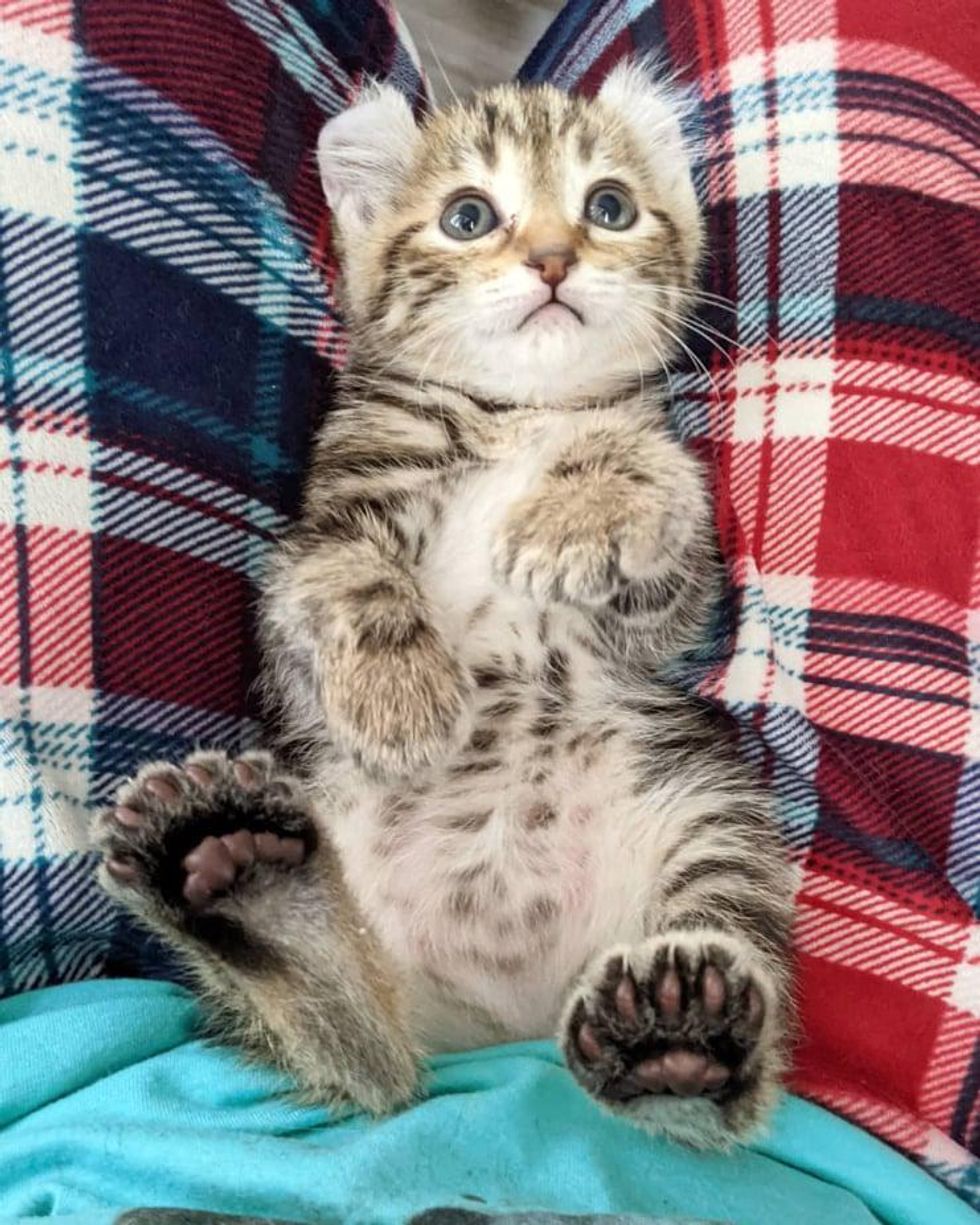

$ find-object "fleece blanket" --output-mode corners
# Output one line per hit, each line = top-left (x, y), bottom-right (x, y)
(2, 979), (977, 1225)
(0, 0), (977, 1207)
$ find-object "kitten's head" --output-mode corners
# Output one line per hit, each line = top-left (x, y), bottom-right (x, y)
(318, 65), (701, 406)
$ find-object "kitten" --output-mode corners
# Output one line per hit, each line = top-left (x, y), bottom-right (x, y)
(95, 65), (795, 1149)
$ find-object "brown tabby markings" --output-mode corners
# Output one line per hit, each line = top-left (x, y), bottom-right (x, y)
(525, 802), (558, 829)
(525, 896), (560, 928)
(468, 728), (499, 752)
(96, 70), (794, 1152)
(447, 809), (493, 833)
(449, 889), (478, 919)
(450, 757), (503, 778)
(467, 597), (494, 627)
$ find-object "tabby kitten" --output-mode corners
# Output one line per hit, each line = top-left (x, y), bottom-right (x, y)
(96, 65), (795, 1149)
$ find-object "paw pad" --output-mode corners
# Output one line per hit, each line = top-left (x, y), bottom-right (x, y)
(97, 751), (315, 914)
(566, 942), (767, 1106)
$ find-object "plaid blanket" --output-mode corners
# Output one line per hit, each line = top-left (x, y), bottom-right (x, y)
(1, 0), (977, 1207)
(0, 0), (421, 983)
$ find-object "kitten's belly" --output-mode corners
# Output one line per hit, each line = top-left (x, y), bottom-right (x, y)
(326, 597), (658, 1051)
(333, 754), (650, 1050)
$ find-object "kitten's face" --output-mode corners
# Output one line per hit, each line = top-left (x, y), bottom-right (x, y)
(319, 68), (701, 406)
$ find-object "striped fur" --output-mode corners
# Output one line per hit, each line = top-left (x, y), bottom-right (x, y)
(99, 68), (795, 1147)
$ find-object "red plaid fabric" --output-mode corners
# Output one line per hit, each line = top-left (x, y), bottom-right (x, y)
(525, 0), (979, 1200)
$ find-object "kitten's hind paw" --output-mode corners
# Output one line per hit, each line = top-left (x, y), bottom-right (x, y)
(96, 750), (318, 922)
(562, 934), (785, 1147)
(97, 750), (421, 1119)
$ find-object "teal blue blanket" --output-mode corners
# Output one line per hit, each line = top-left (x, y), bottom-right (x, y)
(0, 981), (972, 1225)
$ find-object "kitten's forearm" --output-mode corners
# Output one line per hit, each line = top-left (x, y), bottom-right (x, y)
(262, 397), (474, 779)
(492, 407), (717, 658)
(269, 390), (448, 640)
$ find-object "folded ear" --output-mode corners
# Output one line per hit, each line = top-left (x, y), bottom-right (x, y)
(597, 58), (690, 166)
(317, 83), (420, 233)
(598, 58), (701, 271)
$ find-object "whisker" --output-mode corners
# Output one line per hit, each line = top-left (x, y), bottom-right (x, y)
(684, 289), (739, 312)
(620, 303), (674, 394)
(620, 315), (647, 403)
(644, 314), (724, 405)
(648, 291), (749, 361)
(649, 285), (742, 317)
(661, 312), (746, 362)
(674, 287), (780, 348)
(421, 33), (462, 110)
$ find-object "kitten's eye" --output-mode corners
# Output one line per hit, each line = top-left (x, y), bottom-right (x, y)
(585, 184), (637, 231)
(440, 194), (498, 241)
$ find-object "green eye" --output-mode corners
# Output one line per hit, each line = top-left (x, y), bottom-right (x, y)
(440, 194), (499, 240)
(585, 184), (637, 231)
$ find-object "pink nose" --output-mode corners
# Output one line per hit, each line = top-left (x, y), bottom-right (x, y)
(525, 246), (577, 287)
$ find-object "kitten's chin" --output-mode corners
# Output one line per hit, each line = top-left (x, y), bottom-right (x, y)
(458, 324), (641, 408)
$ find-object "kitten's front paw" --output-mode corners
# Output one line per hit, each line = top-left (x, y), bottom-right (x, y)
(562, 935), (783, 1147)
(492, 485), (665, 606)
(325, 630), (472, 781)
(95, 750), (318, 921)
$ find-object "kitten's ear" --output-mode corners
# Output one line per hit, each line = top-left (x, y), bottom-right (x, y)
(317, 83), (420, 230)
(597, 59), (690, 167)
(598, 59), (701, 269)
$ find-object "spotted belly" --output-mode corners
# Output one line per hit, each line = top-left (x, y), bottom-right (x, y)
(332, 721), (649, 1048)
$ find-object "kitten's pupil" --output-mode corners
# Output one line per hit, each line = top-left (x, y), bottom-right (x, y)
(457, 203), (480, 232)
(595, 193), (622, 224)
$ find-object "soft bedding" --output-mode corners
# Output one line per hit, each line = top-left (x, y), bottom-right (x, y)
(1, 979), (976, 1225)
(0, 0), (977, 1210)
